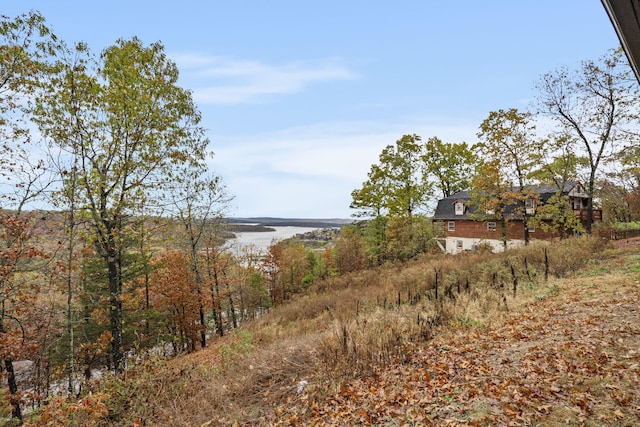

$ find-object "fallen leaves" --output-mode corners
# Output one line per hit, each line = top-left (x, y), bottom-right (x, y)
(257, 271), (640, 426)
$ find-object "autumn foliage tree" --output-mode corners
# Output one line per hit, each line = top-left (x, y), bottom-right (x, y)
(168, 172), (231, 349)
(34, 37), (209, 372)
(0, 213), (44, 421)
(475, 108), (542, 245)
(0, 11), (59, 422)
(202, 246), (238, 336)
(151, 251), (202, 353)
(469, 160), (513, 249)
(333, 225), (365, 274)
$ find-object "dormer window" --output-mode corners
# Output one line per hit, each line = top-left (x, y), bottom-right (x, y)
(454, 201), (464, 215)
(573, 199), (583, 210)
(525, 198), (536, 214)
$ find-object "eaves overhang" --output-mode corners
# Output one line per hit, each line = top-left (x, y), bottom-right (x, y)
(602, 0), (640, 83)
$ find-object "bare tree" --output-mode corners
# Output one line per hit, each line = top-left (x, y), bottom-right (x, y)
(536, 49), (639, 232)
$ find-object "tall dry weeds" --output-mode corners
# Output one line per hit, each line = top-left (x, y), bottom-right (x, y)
(311, 237), (608, 377)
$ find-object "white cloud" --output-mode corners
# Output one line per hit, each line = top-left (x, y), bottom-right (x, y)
(207, 115), (481, 218)
(172, 54), (357, 105)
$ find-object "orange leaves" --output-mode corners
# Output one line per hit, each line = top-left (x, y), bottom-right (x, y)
(151, 250), (201, 350)
(27, 393), (109, 426)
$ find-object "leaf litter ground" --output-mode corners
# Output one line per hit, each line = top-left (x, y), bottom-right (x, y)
(256, 247), (640, 426)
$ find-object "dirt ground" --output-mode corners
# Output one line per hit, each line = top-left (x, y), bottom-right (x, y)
(613, 237), (640, 250)
(611, 236), (640, 251)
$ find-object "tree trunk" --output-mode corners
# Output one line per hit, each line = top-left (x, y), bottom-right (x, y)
(586, 172), (595, 234)
(500, 216), (508, 250)
(193, 265), (207, 348)
(223, 271), (238, 329)
(4, 359), (22, 422)
(207, 258), (224, 337)
(189, 242), (207, 349)
(1, 316), (21, 422)
(106, 255), (124, 373)
(198, 303), (206, 349)
(66, 219), (75, 395)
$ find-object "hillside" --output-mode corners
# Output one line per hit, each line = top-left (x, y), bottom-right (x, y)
(226, 217), (353, 228)
(268, 255), (640, 425)
(29, 238), (640, 426)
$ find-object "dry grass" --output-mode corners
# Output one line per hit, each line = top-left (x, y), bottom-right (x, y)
(25, 236), (628, 426)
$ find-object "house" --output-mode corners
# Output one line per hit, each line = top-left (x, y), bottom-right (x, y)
(433, 181), (602, 254)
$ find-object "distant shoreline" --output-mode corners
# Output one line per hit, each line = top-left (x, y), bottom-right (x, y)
(226, 224), (277, 233)
(225, 217), (352, 230)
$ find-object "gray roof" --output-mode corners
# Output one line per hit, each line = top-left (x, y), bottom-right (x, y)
(432, 190), (473, 220)
(432, 181), (583, 220)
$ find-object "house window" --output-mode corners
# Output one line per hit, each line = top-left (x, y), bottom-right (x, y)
(448, 221), (455, 231)
(487, 221), (497, 231)
(528, 225), (535, 233)
(454, 202), (464, 215)
(525, 198), (536, 209)
(456, 240), (463, 251)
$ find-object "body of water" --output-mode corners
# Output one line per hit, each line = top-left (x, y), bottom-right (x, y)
(228, 226), (320, 253)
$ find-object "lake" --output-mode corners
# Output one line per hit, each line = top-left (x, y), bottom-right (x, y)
(227, 226), (321, 253)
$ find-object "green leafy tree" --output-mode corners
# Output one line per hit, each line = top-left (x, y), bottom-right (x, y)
(351, 134), (434, 262)
(34, 38), (209, 372)
(384, 215), (436, 261)
(530, 137), (586, 237)
(469, 159), (512, 249)
(350, 164), (387, 218)
(536, 48), (639, 233)
(422, 137), (477, 198)
(351, 134), (432, 218)
(362, 216), (387, 265)
(476, 108), (542, 245)
(0, 11), (60, 161)
(379, 134), (432, 217)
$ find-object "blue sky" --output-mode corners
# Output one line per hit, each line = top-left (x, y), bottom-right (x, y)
(4, 1), (621, 218)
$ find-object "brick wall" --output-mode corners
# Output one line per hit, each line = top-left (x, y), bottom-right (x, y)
(443, 219), (559, 241)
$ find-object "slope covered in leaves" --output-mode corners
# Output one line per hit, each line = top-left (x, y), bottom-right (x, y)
(260, 255), (640, 425)
(267, 279), (639, 425)
(30, 239), (639, 426)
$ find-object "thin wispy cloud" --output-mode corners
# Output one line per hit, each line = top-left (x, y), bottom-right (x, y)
(207, 115), (481, 217)
(173, 54), (358, 105)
